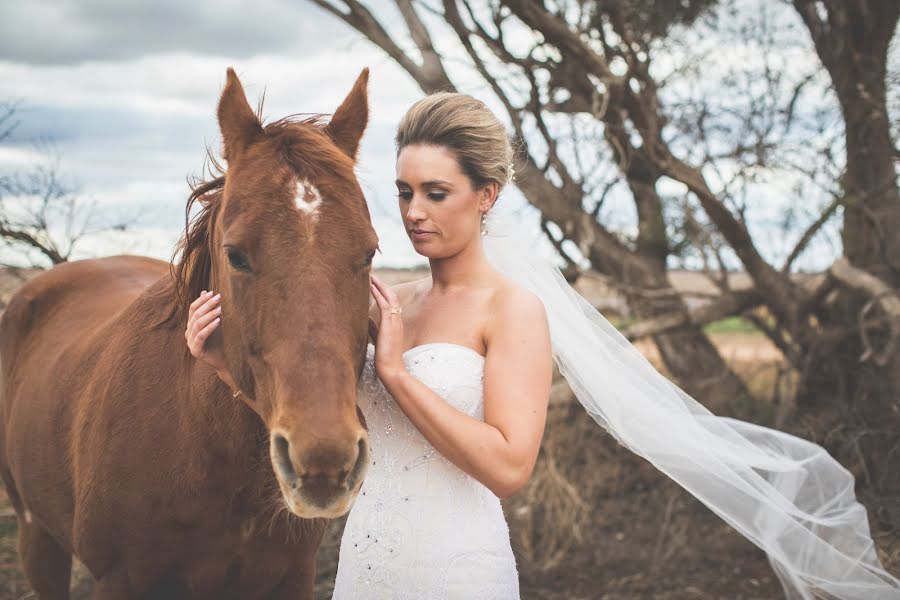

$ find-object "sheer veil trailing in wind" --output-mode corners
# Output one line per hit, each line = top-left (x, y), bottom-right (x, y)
(482, 208), (900, 600)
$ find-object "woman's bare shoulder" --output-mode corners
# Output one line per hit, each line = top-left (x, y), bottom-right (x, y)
(485, 274), (548, 343)
(489, 274), (545, 318)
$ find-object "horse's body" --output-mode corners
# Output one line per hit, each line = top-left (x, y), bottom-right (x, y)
(2, 255), (320, 598)
(0, 68), (377, 599)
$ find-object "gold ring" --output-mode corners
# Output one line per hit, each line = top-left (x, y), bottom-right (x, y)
(390, 306), (402, 315)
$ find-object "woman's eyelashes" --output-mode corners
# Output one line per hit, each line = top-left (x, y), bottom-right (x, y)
(395, 189), (447, 201)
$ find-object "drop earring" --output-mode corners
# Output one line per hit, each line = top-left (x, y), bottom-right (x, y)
(481, 212), (488, 236)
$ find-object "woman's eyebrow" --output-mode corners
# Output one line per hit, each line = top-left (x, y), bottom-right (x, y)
(394, 179), (452, 187)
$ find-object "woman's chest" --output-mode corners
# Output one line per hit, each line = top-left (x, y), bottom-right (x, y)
(358, 343), (485, 422)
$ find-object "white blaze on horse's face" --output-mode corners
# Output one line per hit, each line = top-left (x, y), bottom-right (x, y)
(295, 178), (323, 221)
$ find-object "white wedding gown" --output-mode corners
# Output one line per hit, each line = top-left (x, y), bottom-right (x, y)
(331, 342), (520, 599)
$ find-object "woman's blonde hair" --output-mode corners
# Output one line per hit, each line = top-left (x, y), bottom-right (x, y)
(395, 92), (515, 191)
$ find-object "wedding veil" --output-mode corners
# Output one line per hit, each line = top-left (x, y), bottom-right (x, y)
(481, 208), (900, 600)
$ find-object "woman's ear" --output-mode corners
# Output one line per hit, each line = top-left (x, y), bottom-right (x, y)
(479, 182), (499, 212)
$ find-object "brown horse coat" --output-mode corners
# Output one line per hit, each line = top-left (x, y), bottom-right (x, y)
(0, 68), (377, 599)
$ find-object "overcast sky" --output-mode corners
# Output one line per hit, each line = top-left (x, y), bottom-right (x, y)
(2, 0), (887, 271)
(0, 0), (537, 268)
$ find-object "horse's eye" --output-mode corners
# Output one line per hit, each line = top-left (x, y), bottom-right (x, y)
(227, 248), (251, 271)
(364, 249), (376, 266)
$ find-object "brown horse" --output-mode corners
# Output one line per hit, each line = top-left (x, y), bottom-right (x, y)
(0, 67), (377, 599)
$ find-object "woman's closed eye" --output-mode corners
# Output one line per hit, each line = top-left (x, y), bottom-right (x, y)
(395, 189), (447, 202)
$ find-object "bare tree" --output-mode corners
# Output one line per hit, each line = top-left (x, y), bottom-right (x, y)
(310, 0), (761, 414)
(0, 102), (138, 268)
(308, 0), (900, 492)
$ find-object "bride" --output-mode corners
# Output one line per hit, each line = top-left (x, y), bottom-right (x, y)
(187, 91), (900, 599)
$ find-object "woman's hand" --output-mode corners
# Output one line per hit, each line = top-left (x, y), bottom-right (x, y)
(369, 274), (407, 382)
(185, 290), (227, 373)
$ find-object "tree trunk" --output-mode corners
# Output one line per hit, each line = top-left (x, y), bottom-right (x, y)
(616, 148), (753, 414)
(791, 0), (900, 497)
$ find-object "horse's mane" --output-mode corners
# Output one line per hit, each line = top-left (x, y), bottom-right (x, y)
(153, 112), (354, 339)
(152, 150), (225, 335)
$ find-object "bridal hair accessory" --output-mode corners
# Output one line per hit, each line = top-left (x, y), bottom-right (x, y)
(482, 208), (900, 599)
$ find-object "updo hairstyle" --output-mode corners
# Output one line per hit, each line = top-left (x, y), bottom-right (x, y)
(394, 92), (515, 193)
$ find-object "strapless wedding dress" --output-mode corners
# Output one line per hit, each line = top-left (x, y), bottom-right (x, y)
(331, 342), (520, 599)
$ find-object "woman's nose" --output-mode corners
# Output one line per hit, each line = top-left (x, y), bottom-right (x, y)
(405, 194), (427, 221)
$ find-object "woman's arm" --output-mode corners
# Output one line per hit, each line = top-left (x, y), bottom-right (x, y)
(375, 281), (552, 499)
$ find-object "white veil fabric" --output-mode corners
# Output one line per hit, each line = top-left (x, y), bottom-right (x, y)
(482, 208), (900, 600)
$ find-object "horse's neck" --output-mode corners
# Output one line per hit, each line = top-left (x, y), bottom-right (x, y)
(185, 362), (267, 461)
(141, 275), (269, 469)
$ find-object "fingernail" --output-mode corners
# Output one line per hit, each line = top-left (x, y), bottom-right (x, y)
(213, 293), (221, 299)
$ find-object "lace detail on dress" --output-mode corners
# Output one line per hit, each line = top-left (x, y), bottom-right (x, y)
(332, 343), (520, 599)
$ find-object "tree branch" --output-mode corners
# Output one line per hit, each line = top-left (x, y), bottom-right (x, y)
(621, 288), (762, 341)
(782, 196), (841, 273)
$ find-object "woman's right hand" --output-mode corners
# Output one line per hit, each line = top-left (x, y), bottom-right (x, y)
(185, 290), (227, 373)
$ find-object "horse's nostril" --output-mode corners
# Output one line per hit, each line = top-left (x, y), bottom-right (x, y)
(348, 435), (369, 487)
(272, 433), (296, 480)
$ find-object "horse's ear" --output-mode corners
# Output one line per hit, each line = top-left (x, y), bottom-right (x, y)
(325, 68), (369, 160)
(217, 67), (263, 161)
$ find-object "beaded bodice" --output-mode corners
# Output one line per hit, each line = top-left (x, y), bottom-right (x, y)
(331, 342), (519, 599)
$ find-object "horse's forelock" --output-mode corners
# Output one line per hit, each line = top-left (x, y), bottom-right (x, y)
(265, 117), (357, 181)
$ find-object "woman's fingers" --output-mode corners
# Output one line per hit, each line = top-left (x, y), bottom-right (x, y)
(188, 290), (209, 318)
(186, 291), (221, 344)
(196, 292), (220, 319)
(370, 281), (388, 313)
(190, 291), (220, 318)
(187, 292), (219, 329)
(188, 315), (220, 357)
(378, 279), (400, 307)
(185, 290), (225, 368)
(195, 315), (221, 347)
(368, 316), (378, 344)
(371, 275), (400, 311)
(370, 274), (389, 301)
(191, 303), (222, 337)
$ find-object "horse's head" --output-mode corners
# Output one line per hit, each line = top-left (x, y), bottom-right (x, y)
(196, 68), (375, 518)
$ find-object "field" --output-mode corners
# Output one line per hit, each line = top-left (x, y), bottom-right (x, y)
(0, 266), (895, 599)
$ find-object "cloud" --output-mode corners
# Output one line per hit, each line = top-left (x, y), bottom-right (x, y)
(0, 0), (355, 65)
(0, 1), (434, 268)
(0, 1), (559, 269)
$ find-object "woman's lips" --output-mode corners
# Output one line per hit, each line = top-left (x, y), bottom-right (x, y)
(410, 229), (434, 241)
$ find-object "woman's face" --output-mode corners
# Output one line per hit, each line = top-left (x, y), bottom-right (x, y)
(395, 144), (490, 259)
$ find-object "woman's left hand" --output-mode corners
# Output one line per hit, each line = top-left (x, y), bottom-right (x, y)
(369, 274), (406, 382)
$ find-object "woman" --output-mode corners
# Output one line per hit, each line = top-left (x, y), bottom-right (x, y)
(187, 91), (900, 599)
